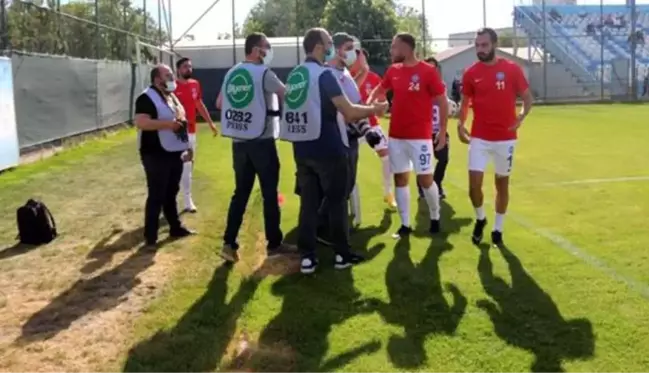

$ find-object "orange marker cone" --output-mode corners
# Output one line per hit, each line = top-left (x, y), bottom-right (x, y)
(278, 192), (285, 206)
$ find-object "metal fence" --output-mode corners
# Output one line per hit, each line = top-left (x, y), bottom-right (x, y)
(0, 0), (171, 150)
(2, 0), (649, 151)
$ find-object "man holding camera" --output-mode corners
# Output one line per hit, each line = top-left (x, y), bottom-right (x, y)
(134, 64), (195, 247)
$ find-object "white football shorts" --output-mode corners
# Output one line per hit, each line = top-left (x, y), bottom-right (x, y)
(388, 138), (434, 175)
(468, 138), (517, 177)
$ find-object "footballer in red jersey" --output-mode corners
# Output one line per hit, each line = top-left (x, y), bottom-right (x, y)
(369, 33), (449, 238)
(350, 48), (395, 207)
(175, 57), (217, 213)
(457, 28), (533, 247)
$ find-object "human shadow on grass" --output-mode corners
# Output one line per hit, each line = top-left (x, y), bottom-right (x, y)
(477, 244), (595, 372)
(0, 243), (41, 261)
(123, 262), (261, 372)
(15, 233), (172, 343)
(235, 211), (390, 371)
(365, 200), (472, 368)
(251, 267), (381, 371)
(80, 220), (165, 274)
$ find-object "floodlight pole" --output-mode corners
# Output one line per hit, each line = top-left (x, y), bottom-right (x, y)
(421, 0), (427, 57)
(168, 0), (173, 50)
(483, 0), (487, 27)
(143, 0), (147, 35)
(231, 0), (236, 65)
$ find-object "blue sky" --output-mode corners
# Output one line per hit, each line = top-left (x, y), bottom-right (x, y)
(140, 0), (643, 49)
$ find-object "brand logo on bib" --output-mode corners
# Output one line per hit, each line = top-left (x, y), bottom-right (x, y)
(225, 69), (254, 109)
(285, 66), (310, 110)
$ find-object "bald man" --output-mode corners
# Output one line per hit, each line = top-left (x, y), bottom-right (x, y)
(134, 64), (196, 246)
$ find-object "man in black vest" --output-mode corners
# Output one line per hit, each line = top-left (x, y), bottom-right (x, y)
(134, 64), (195, 246)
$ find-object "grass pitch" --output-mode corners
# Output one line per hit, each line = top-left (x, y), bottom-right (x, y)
(1, 104), (649, 371)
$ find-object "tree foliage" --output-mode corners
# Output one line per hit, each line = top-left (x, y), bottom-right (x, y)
(6, 0), (166, 60)
(242, 0), (431, 65)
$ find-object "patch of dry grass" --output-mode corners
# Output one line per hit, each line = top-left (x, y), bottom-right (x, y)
(0, 129), (190, 371)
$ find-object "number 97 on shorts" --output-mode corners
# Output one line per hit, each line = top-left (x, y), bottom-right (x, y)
(284, 111), (308, 134)
(225, 109), (252, 131)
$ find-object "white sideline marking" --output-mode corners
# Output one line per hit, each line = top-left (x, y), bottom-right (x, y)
(447, 179), (649, 300)
(522, 176), (649, 187)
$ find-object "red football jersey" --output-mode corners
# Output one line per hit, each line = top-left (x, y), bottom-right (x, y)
(359, 71), (382, 127)
(174, 79), (202, 133)
(462, 58), (529, 141)
(381, 61), (445, 139)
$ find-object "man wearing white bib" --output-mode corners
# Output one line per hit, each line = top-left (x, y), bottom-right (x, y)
(279, 28), (387, 274)
(216, 32), (296, 263)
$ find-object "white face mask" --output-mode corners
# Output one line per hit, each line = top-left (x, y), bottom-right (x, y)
(164, 80), (177, 92)
(262, 48), (274, 65)
(344, 49), (357, 66)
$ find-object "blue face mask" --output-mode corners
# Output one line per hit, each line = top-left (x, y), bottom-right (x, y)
(324, 46), (336, 62)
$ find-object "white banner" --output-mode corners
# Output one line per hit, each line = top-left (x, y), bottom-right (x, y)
(0, 57), (20, 171)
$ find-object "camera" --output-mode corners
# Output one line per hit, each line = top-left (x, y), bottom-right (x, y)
(175, 119), (189, 142)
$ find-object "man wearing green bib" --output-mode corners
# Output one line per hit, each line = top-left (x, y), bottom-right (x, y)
(279, 28), (388, 274)
(216, 32), (296, 263)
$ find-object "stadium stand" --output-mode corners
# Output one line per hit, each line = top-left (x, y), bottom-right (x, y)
(515, 4), (649, 97)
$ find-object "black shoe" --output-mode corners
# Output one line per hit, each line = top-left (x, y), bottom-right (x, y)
(392, 225), (412, 239)
(472, 219), (488, 245)
(300, 255), (318, 274)
(334, 252), (365, 269)
(491, 231), (505, 247)
(169, 226), (196, 238)
(429, 219), (441, 234)
(145, 238), (157, 247)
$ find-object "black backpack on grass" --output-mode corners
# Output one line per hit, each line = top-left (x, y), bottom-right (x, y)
(16, 199), (57, 245)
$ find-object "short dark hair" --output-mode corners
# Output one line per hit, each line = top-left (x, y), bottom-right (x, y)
(149, 66), (160, 84)
(244, 32), (266, 55)
(425, 56), (438, 67)
(176, 57), (190, 70)
(332, 32), (354, 48)
(476, 27), (498, 43)
(395, 33), (416, 50)
(303, 28), (326, 54)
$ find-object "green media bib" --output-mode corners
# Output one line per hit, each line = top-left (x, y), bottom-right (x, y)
(285, 66), (310, 110)
(225, 68), (255, 109)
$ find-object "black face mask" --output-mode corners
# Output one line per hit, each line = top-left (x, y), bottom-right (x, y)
(181, 72), (192, 79)
(477, 49), (496, 62)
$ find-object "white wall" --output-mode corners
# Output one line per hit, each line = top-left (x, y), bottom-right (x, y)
(174, 43), (306, 69)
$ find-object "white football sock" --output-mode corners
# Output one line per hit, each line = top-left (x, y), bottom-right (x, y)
(181, 161), (193, 204)
(350, 184), (361, 225)
(475, 206), (486, 220)
(380, 156), (392, 196)
(395, 186), (411, 227)
(422, 182), (441, 220)
(494, 213), (505, 232)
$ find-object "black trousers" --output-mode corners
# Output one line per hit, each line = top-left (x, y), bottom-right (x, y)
(141, 152), (184, 242)
(295, 155), (350, 256)
(316, 144), (359, 232)
(223, 139), (282, 250)
(418, 133), (450, 195)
